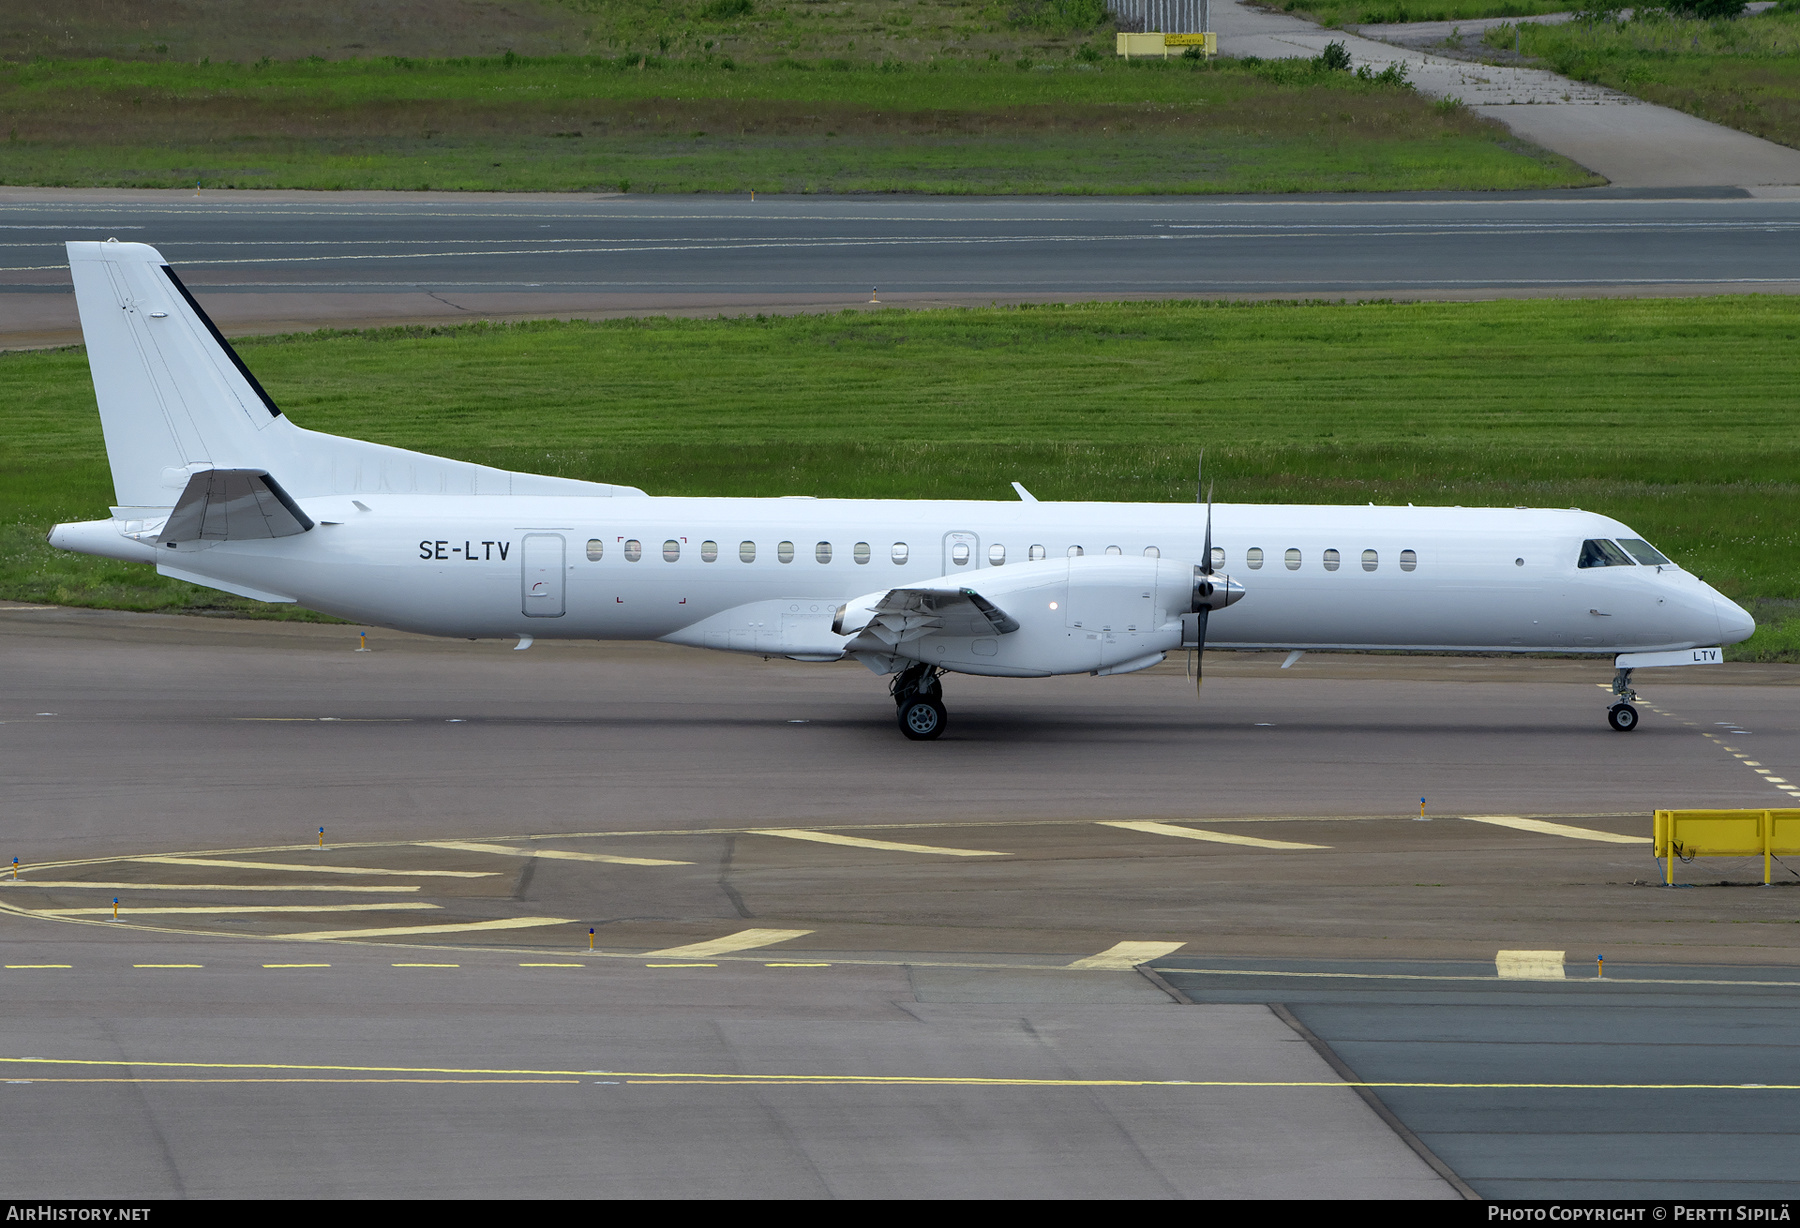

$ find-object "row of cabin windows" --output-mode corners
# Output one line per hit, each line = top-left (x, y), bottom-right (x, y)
(584, 538), (1421, 571)
(1243, 547), (1418, 573)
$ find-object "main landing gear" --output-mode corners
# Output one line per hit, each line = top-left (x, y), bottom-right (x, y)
(892, 663), (947, 741)
(1608, 666), (1640, 732)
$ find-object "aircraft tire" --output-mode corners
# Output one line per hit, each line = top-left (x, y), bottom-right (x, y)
(1607, 703), (1639, 732)
(898, 697), (947, 741)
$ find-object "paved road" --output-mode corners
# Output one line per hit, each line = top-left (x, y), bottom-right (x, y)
(4, 607), (1799, 1195)
(4, 189), (1800, 345)
(1214, 0), (1800, 190)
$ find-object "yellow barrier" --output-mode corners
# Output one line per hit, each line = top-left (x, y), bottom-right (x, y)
(1654, 809), (1800, 885)
(1116, 32), (1216, 58)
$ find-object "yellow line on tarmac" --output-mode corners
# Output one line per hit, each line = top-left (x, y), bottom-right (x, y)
(644, 928), (813, 959)
(281, 916), (578, 942)
(5, 1054), (1800, 1091)
(417, 840), (690, 867)
(4, 964), (70, 969)
(1097, 820), (1330, 850)
(4, 1078), (576, 1084)
(134, 964), (203, 969)
(1464, 815), (1649, 845)
(751, 829), (1008, 857)
(36, 903), (440, 917)
(1067, 941), (1187, 970)
(134, 857), (495, 878)
(0, 882), (422, 893)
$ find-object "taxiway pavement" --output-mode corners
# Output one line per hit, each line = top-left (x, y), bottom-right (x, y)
(4, 189), (1800, 347)
(4, 606), (1797, 1197)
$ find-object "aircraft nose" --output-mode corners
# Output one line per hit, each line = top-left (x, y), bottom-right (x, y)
(1716, 596), (1756, 646)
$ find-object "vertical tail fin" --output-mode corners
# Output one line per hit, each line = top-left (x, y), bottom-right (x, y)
(67, 239), (280, 510)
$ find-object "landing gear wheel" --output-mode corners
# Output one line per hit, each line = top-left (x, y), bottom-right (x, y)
(1608, 703), (1639, 732)
(898, 697), (947, 741)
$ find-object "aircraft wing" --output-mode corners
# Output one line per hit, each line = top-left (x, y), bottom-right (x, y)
(844, 585), (1020, 651)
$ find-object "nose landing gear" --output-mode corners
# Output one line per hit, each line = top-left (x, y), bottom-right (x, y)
(1608, 666), (1639, 732)
(892, 663), (947, 741)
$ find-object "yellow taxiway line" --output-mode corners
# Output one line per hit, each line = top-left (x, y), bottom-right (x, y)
(1463, 815), (1648, 844)
(132, 857), (496, 878)
(751, 829), (1008, 857)
(417, 840), (690, 867)
(643, 928), (814, 959)
(1097, 820), (1330, 850)
(280, 917), (577, 941)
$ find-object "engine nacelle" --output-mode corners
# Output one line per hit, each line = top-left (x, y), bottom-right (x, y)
(843, 555), (1244, 678)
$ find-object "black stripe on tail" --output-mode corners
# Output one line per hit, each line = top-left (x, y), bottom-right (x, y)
(160, 265), (282, 420)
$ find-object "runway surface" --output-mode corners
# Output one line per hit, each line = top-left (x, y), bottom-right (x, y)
(3, 605), (1798, 1196)
(4, 189), (1800, 346)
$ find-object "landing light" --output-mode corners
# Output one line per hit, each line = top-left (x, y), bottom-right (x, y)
(1049, 601), (1058, 610)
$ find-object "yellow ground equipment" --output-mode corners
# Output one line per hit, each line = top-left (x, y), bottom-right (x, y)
(1654, 809), (1800, 886)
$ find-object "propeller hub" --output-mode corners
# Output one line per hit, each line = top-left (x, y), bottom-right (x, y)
(1192, 569), (1245, 612)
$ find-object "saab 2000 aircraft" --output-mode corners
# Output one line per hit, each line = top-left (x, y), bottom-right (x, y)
(48, 240), (1755, 739)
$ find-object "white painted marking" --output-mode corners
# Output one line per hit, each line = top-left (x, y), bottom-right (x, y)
(752, 829), (1007, 857)
(282, 916), (577, 941)
(1098, 820), (1330, 850)
(134, 857), (495, 878)
(644, 928), (813, 959)
(1464, 816), (1648, 845)
(36, 903), (439, 917)
(1496, 950), (1566, 980)
(1067, 941), (1186, 970)
(417, 840), (689, 867)
(0, 882), (421, 893)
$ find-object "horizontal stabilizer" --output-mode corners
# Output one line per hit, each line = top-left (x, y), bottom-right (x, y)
(159, 469), (314, 546)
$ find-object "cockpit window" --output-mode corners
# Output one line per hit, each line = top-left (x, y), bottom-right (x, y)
(1578, 539), (1634, 568)
(1616, 537), (1671, 567)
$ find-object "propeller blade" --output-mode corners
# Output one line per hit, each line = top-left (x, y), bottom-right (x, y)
(1201, 482), (1215, 576)
(1193, 607), (1209, 695)
(1196, 449), (1204, 505)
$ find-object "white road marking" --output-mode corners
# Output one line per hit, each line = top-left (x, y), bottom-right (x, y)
(1464, 816), (1648, 845)
(643, 928), (814, 959)
(0, 882), (421, 892)
(416, 840), (689, 867)
(752, 829), (1007, 857)
(35, 903), (439, 917)
(1067, 941), (1186, 970)
(133, 857), (495, 878)
(1097, 820), (1330, 850)
(1496, 950), (1567, 980)
(281, 917), (577, 941)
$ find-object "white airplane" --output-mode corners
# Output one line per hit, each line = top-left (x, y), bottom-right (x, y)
(49, 240), (1753, 739)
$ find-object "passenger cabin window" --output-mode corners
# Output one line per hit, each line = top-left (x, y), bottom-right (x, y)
(663, 539), (680, 562)
(1617, 537), (1671, 566)
(586, 539), (604, 562)
(1362, 549), (1378, 572)
(854, 542), (871, 564)
(1143, 546), (1160, 559)
(1029, 544), (1046, 561)
(624, 539), (642, 562)
(1068, 546), (1084, 557)
(891, 542), (909, 564)
(989, 544), (1006, 566)
(1578, 539), (1634, 569)
(778, 541), (795, 564)
(816, 541), (832, 564)
(739, 541), (756, 563)
(701, 540), (718, 562)
(1246, 548), (1264, 570)
(1210, 546), (1223, 570)
(951, 543), (970, 565)
(1104, 545), (1122, 556)
(1323, 549), (1341, 572)
(1284, 548), (1301, 571)
(1399, 549), (1418, 572)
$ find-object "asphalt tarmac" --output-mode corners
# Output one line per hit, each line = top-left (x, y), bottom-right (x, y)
(3, 605), (1798, 1197)
(5, 188), (1800, 346)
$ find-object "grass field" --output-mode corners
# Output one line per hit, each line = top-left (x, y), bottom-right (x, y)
(0, 54), (1592, 194)
(1266, 0), (1570, 30)
(3, 297), (1796, 659)
(1488, 8), (1800, 149)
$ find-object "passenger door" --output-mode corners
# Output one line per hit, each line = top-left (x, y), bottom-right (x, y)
(521, 533), (566, 617)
